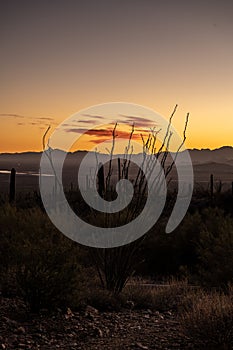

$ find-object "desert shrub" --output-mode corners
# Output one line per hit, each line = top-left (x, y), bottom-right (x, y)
(0, 267), (19, 297)
(0, 205), (19, 269)
(197, 208), (233, 288)
(150, 279), (191, 312)
(181, 290), (233, 349)
(77, 278), (197, 312)
(0, 205), (22, 294)
(16, 242), (80, 312)
(0, 205), (82, 312)
(82, 287), (126, 311)
(72, 267), (126, 311)
(141, 207), (233, 288)
(123, 279), (193, 312)
(141, 212), (202, 278)
(123, 283), (155, 309)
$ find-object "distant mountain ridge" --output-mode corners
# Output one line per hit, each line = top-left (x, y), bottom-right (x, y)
(186, 146), (233, 165)
(0, 146), (233, 172)
(1, 146), (233, 193)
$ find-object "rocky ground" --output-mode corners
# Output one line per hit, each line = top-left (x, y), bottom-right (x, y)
(0, 296), (195, 350)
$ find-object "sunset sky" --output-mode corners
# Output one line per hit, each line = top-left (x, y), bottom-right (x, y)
(1, 0), (233, 153)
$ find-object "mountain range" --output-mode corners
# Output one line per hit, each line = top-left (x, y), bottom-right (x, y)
(0, 147), (232, 192)
(0, 146), (233, 169)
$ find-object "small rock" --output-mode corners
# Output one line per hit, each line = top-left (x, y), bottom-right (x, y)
(17, 326), (26, 334)
(85, 305), (99, 315)
(96, 327), (103, 338)
(65, 307), (74, 319)
(136, 342), (148, 349)
(85, 305), (99, 320)
(126, 300), (135, 309)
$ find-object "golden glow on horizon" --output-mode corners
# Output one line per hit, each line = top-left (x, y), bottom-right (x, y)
(0, 101), (233, 153)
(1, 2), (233, 153)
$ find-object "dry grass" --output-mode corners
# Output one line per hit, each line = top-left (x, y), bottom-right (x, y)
(125, 280), (233, 348)
(181, 286), (233, 349)
(124, 278), (197, 312)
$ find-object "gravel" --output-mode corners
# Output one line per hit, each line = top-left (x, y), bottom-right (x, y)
(0, 296), (195, 349)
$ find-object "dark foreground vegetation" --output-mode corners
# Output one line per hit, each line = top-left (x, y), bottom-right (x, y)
(0, 187), (233, 349)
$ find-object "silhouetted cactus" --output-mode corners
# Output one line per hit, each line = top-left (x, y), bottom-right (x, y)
(9, 168), (16, 203)
(91, 106), (191, 294)
(210, 174), (214, 199)
(214, 179), (222, 194)
(118, 157), (121, 181)
(97, 162), (105, 197)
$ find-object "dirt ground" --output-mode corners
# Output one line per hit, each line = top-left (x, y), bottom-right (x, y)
(0, 296), (197, 350)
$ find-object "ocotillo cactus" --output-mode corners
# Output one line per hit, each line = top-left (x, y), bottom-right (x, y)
(9, 168), (16, 203)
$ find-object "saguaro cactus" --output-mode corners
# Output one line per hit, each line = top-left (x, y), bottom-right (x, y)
(210, 173), (214, 200)
(97, 162), (105, 197)
(9, 168), (16, 203)
(118, 157), (121, 181)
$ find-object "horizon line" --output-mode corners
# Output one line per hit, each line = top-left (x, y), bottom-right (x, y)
(0, 145), (233, 155)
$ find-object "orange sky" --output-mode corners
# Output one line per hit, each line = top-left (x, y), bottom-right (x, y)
(1, 1), (233, 153)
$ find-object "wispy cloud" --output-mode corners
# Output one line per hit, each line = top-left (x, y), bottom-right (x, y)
(119, 114), (155, 128)
(78, 119), (98, 124)
(81, 114), (104, 119)
(62, 120), (97, 127)
(0, 113), (26, 118)
(37, 117), (54, 121)
(89, 137), (112, 144)
(0, 113), (57, 128)
(66, 127), (142, 141)
(0, 113), (53, 119)
(66, 128), (112, 137)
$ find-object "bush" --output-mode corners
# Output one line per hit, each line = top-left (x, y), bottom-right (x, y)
(141, 212), (202, 278)
(16, 241), (80, 312)
(0, 205), (82, 312)
(181, 289), (233, 348)
(141, 207), (233, 289)
(82, 287), (126, 311)
(151, 279), (188, 312)
(124, 279), (194, 312)
(123, 283), (155, 309)
(197, 208), (233, 288)
(69, 267), (126, 311)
